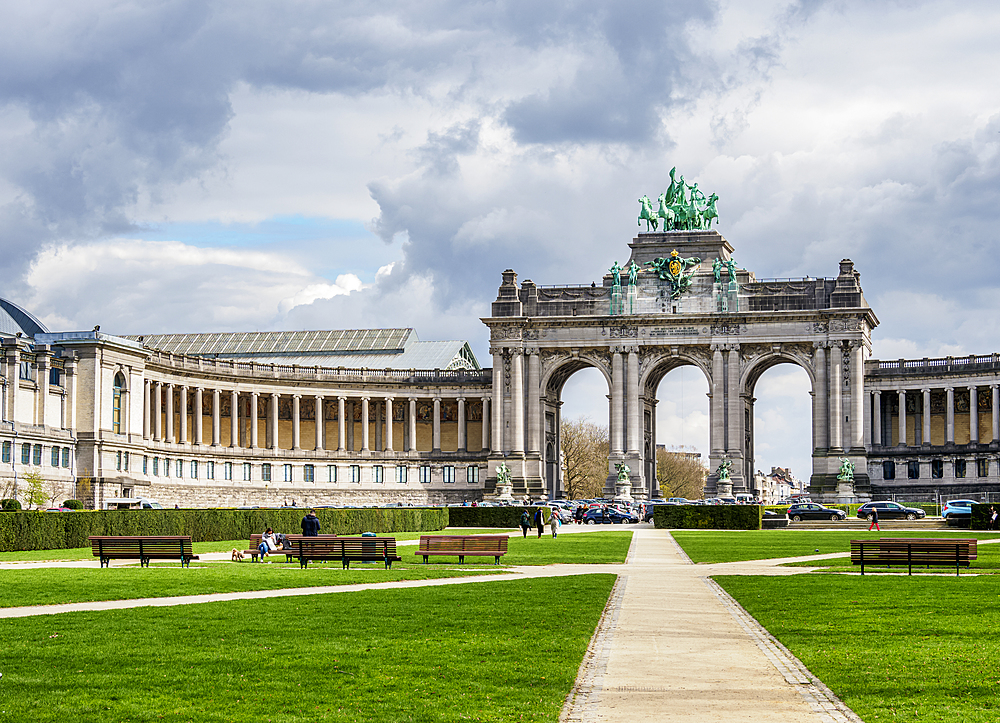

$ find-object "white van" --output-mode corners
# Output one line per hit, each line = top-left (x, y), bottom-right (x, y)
(735, 494), (759, 505)
(102, 497), (163, 510)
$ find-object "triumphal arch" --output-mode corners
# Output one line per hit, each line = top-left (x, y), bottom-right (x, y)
(483, 177), (879, 502)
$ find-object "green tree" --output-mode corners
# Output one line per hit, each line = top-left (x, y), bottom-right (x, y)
(22, 471), (47, 510)
(560, 417), (609, 499)
(656, 446), (707, 500)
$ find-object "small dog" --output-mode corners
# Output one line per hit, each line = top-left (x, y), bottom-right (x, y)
(231, 548), (245, 562)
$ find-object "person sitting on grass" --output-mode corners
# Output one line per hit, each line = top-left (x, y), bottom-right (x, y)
(258, 527), (279, 560)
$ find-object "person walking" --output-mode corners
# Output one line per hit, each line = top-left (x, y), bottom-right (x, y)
(533, 507), (545, 538)
(550, 511), (560, 538)
(520, 509), (531, 538)
(301, 508), (321, 536)
(991, 505), (998, 531)
(575, 505), (585, 524)
(867, 504), (880, 532)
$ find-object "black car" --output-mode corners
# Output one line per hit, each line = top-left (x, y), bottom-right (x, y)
(786, 503), (847, 522)
(583, 508), (637, 524)
(856, 501), (926, 521)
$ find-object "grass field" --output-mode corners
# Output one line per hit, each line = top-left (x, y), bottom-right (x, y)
(671, 529), (1000, 564)
(0, 575), (616, 722)
(717, 574), (1000, 722)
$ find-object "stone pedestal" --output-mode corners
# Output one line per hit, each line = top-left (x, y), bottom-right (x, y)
(495, 482), (515, 502)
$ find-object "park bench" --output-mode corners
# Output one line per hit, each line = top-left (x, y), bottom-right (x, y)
(851, 538), (978, 576)
(416, 535), (509, 564)
(243, 533), (337, 562)
(284, 536), (401, 569)
(89, 536), (199, 568)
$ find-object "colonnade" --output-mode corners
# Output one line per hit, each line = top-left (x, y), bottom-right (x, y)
(141, 380), (491, 455)
(869, 384), (1000, 448)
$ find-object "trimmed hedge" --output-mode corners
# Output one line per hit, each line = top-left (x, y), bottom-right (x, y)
(1, 499), (21, 511)
(0, 507), (449, 552)
(448, 506), (549, 528)
(970, 504), (999, 530)
(63, 500), (84, 510)
(654, 504), (762, 530)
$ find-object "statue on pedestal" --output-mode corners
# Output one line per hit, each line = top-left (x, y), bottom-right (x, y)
(837, 458), (855, 482)
(495, 461), (514, 501)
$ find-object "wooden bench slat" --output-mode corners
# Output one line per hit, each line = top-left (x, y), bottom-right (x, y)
(89, 536), (198, 568)
(850, 538), (975, 576)
(416, 535), (509, 564)
(285, 537), (401, 569)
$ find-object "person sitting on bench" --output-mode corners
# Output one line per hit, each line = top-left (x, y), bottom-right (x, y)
(258, 527), (279, 560)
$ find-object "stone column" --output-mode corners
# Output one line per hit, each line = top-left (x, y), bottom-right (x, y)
(727, 347), (741, 453)
(813, 344), (828, 450)
(270, 392), (279, 449)
(337, 396), (346, 451)
(969, 385), (978, 445)
(851, 342), (864, 449)
(212, 388), (221, 447)
(456, 397), (466, 452)
(230, 390), (239, 448)
(946, 387), (955, 444)
(250, 392), (259, 448)
(153, 381), (162, 441)
(922, 389), (931, 446)
(178, 386), (188, 444)
(361, 397), (370, 452)
(193, 387), (204, 445)
(526, 351), (541, 454)
(897, 389), (907, 447)
(408, 398), (418, 452)
(992, 385), (999, 444)
(481, 396), (491, 452)
(292, 394), (301, 450)
(432, 397), (442, 452)
(872, 391), (882, 447)
(611, 349), (624, 455)
(828, 345), (842, 450)
(626, 348), (640, 455)
(510, 351), (524, 453)
(165, 383), (175, 443)
(143, 379), (151, 439)
(491, 348), (503, 453)
(315, 395), (324, 451)
(385, 397), (394, 452)
(711, 346), (725, 455)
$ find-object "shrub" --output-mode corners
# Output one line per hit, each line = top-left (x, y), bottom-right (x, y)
(448, 506), (549, 528)
(0, 507), (449, 552)
(62, 500), (84, 510)
(654, 504), (762, 530)
(1, 499), (21, 511)
(970, 504), (996, 530)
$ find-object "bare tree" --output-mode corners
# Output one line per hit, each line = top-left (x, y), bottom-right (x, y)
(656, 446), (707, 500)
(560, 417), (609, 499)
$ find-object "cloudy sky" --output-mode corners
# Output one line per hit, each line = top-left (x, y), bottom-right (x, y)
(2, 0), (998, 482)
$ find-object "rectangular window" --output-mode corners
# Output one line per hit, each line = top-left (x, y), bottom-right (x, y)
(2, 441), (11, 463)
(153, 457), (159, 476)
(62, 447), (70, 468)
(373, 465), (383, 484)
(443, 465), (455, 484)
(243, 462), (252, 481)
(955, 459), (967, 478)
(882, 460), (895, 480)
(977, 458), (989, 477)
(907, 460), (919, 479)
(115, 451), (122, 471)
(49, 368), (61, 386)
(419, 465), (432, 484)
(283, 464), (292, 482)
(225, 462), (233, 481)
(21, 443), (29, 465)
(395, 465), (407, 484)
(164, 458), (170, 477)
(303, 464), (314, 483)
(143, 455), (148, 475)
(51, 447), (60, 466)
(328, 465), (337, 483)
(350, 465), (361, 483)
(262, 463), (272, 482)
(467, 465), (479, 484)
(206, 461), (214, 480)
(32, 444), (41, 466)
(123, 453), (128, 472)
(190, 460), (197, 479)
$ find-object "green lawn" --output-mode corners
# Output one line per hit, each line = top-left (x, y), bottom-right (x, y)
(717, 574), (1000, 722)
(671, 530), (1000, 564)
(0, 575), (616, 722)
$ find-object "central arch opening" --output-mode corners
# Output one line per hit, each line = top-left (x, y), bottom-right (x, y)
(645, 361), (710, 500)
(549, 362), (610, 500)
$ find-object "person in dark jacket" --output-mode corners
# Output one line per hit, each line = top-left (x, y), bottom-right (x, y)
(533, 507), (544, 538)
(301, 509), (321, 536)
(520, 510), (531, 538)
(867, 505), (880, 531)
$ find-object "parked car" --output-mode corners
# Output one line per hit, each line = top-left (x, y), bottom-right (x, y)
(856, 501), (926, 521)
(941, 499), (976, 519)
(583, 507), (638, 524)
(643, 501), (675, 523)
(786, 503), (847, 522)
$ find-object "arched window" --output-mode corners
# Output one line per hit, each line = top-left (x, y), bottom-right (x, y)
(112, 373), (125, 434)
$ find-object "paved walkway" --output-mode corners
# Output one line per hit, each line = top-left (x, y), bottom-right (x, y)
(1, 526), (871, 720)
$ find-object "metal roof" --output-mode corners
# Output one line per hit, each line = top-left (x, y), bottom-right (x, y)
(0, 298), (48, 338)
